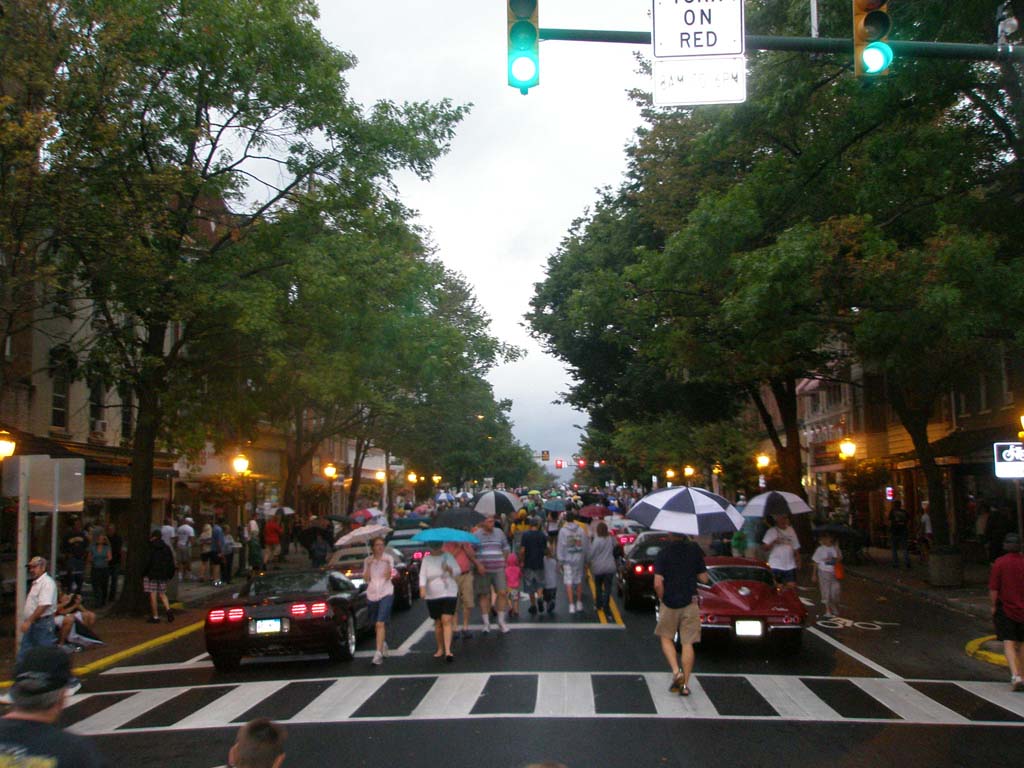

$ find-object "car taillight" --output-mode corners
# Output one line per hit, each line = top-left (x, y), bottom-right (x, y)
(647, 564), (655, 574)
(208, 609), (226, 623)
(703, 614), (717, 624)
(783, 614), (799, 624)
(413, 551), (424, 560)
(228, 607), (245, 622)
(290, 603), (308, 617)
(633, 564), (644, 574)
(310, 602), (328, 616)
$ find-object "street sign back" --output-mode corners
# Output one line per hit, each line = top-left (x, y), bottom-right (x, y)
(652, 0), (745, 58)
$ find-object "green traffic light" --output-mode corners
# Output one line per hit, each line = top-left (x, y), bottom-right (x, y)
(862, 41), (893, 74)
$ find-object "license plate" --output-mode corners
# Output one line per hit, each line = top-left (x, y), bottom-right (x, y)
(734, 620), (763, 637)
(255, 618), (281, 634)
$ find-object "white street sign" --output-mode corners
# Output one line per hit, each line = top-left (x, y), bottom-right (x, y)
(653, 56), (747, 106)
(652, 0), (745, 59)
(994, 442), (1024, 478)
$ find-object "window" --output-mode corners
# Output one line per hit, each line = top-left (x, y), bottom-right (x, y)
(52, 367), (69, 429)
(89, 379), (106, 424)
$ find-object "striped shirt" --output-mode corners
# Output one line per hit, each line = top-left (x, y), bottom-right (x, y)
(476, 528), (510, 573)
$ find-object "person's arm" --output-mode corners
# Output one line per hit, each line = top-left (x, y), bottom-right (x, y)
(653, 573), (665, 602)
(697, 572), (710, 585)
(20, 602), (50, 633)
(419, 558), (428, 598)
(990, 589), (1000, 616)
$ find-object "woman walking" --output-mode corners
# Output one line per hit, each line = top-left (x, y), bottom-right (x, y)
(363, 537), (396, 666)
(588, 522), (620, 615)
(419, 541), (460, 661)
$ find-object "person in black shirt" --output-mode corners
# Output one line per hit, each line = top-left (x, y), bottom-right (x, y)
(519, 518), (549, 615)
(653, 534), (709, 697)
(0, 645), (106, 767)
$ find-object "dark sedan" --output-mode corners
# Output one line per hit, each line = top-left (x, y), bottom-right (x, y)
(204, 570), (370, 672)
(616, 531), (672, 610)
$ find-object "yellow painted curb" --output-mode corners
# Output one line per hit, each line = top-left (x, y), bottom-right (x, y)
(965, 634), (1008, 668)
(0, 620), (205, 689)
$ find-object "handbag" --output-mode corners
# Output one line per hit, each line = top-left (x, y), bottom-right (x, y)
(834, 561), (845, 580)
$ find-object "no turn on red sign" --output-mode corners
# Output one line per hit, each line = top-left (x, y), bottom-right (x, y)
(652, 0), (745, 58)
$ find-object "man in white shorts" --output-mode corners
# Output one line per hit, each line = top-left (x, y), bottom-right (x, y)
(557, 512), (589, 613)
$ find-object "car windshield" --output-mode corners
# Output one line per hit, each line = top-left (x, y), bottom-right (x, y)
(707, 566), (774, 585)
(245, 572), (329, 597)
(635, 543), (667, 559)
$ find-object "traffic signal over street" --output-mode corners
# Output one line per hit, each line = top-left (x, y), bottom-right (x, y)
(555, 458), (564, 469)
(541, 450), (550, 461)
(852, 0), (893, 76)
(507, 0), (540, 93)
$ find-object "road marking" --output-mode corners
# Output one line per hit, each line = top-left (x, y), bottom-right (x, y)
(289, 676), (387, 722)
(851, 678), (969, 724)
(956, 681), (1024, 718)
(643, 672), (717, 717)
(409, 673), (489, 718)
(535, 672), (596, 716)
(965, 635), (1007, 667)
(807, 627), (901, 679)
(746, 675), (841, 720)
(169, 680), (290, 730)
(70, 687), (188, 735)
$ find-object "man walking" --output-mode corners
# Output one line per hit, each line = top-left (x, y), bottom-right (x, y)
(473, 515), (510, 634)
(519, 517), (548, 615)
(175, 516), (195, 581)
(0, 646), (106, 766)
(989, 532), (1024, 691)
(18, 557), (58, 664)
(556, 511), (589, 613)
(654, 532), (709, 697)
(106, 523), (124, 603)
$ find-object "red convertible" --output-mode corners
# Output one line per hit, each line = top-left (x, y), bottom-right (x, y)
(697, 556), (807, 653)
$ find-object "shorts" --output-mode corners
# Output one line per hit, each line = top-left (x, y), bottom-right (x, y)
(427, 597), (458, 619)
(772, 568), (798, 584)
(561, 561), (584, 585)
(994, 609), (1024, 642)
(655, 599), (701, 645)
(521, 568), (544, 594)
(455, 572), (475, 610)
(200, 552), (215, 563)
(368, 594), (394, 624)
(474, 570), (507, 597)
(143, 578), (167, 594)
(542, 588), (557, 602)
(176, 546), (191, 564)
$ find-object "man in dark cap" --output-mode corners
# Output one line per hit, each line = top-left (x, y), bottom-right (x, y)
(0, 646), (106, 766)
(989, 531), (1024, 691)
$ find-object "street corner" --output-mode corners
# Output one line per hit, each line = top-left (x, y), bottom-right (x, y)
(965, 634), (1008, 668)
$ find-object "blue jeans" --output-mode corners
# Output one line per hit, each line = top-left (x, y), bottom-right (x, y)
(17, 615), (57, 664)
(593, 572), (614, 612)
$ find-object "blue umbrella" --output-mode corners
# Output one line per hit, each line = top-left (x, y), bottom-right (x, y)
(411, 527), (480, 544)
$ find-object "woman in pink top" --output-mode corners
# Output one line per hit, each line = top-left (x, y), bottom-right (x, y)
(363, 537), (396, 665)
(505, 553), (522, 618)
(444, 540), (480, 640)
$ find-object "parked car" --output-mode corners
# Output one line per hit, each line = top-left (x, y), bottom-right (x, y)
(696, 556), (807, 653)
(204, 569), (370, 672)
(616, 532), (673, 610)
(328, 545), (417, 609)
(605, 517), (646, 547)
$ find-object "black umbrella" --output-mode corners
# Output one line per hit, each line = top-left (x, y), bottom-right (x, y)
(434, 506), (485, 529)
(326, 514), (352, 523)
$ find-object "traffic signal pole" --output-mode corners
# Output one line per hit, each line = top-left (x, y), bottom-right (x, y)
(539, 29), (1024, 63)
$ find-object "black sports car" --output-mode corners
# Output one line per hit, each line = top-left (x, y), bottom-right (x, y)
(204, 570), (370, 672)
(616, 531), (673, 610)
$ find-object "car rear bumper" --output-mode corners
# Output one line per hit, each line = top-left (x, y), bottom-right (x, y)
(206, 617), (337, 657)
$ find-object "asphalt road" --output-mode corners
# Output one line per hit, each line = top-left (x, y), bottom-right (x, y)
(66, 571), (1018, 768)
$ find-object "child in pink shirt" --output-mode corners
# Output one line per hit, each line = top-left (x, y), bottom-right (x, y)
(505, 552), (522, 618)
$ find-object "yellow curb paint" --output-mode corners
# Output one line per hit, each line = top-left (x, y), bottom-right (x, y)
(0, 619), (205, 689)
(965, 634), (1008, 667)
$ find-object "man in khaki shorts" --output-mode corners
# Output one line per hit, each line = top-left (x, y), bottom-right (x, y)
(654, 532), (709, 697)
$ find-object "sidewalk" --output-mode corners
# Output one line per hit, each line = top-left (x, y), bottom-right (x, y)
(0, 553), (308, 682)
(847, 547), (1006, 667)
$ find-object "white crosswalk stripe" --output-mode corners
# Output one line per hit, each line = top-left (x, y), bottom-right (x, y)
(66, 672), (1024, 735)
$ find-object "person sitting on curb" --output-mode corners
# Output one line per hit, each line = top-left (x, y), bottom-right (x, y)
(143, 529), (176, 624)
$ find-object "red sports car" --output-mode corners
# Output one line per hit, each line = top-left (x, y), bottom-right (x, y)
(697, 556), (807, 653)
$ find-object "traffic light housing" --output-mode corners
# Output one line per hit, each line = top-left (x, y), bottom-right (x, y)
(555, 458), (564, 469)
(577, 458), (586, 469)
(853, 1), (893, 76)
(508, 0), (539, 93)
(541, 450), (550, 461)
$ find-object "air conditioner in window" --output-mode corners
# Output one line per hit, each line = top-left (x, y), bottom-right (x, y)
(91, 419), (108, 434)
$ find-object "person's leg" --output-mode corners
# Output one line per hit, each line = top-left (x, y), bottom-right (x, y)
(680, 643), (696, 687)
(58, 616), (73, 644)
(1004, 640), (1022, 681)
(160, 589), (172, 617)
(433, 618), (444, 657)
(93, 569), (108, 608)
(659, 635), (680, 674)
(478, 575), (493, 631)
(442, 614), (453, 656)
(108, 565), (119, 602)
(149, 591), (159, 619)
(891, 535), (899, 567)
(1011, 641), (1024, 687)
(375, 622), (386, 654)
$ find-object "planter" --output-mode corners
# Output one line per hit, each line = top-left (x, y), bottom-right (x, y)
(927, 549), (964, 587)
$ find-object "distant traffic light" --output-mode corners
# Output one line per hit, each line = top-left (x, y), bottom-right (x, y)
(541, 450), (550, 461)
(577, 458), (586, 469)
(852, 1), (893, 76)
(507, 0), (539, 93)
(554, 459), (564, 469)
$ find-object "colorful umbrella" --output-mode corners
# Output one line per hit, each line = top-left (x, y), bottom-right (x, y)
(335, 523), (392, 547)
(411, 527), (480, 544)
(471, 490), (523, 518)
(579, 504), (612, 519)
(627, 487), (743, 535)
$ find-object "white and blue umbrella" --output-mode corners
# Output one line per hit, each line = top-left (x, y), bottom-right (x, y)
(627, 487), (744, 535)
(435, 491), (455, 503)
(741, 491), (812, 518)
(411, 527), (480, 544)
(471, 490), (523, 518)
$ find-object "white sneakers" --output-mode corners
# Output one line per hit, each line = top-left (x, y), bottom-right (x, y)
(568, 603), (576, 614)
(371, 651), (383, 666)
(382, 642), (389, 657)
(575, 601), (583, 612)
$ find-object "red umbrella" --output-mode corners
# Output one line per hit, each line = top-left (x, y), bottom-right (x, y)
(352, 508), (375, 521)
(579, 504), (612, 519)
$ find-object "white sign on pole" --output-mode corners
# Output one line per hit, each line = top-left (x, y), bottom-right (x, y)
(994, 442), (1024, 478)
(652, 0), (745, 59)
(653, 55), (747, 106)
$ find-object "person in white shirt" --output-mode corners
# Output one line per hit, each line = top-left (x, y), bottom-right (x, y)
(18, 556), (58, 664)
(418, 542), (460, 662)
(762, 513), (801, 588)
(811, 532), (843, 617)
(175, 517), (196, 581)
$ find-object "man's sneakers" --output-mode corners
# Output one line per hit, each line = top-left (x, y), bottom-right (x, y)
(371, 651), (384, 666)
(575, 600), (583, 612)
(147, 616), (160, 624)
(1012, 676), (1024, 692)
(568, 603), (576, 614)
(669, 672), (684, 694)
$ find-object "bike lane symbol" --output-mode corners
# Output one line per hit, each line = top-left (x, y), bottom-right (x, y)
(815, 617), (900, 630)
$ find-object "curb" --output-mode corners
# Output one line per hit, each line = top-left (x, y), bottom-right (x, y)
(965, 634), (1008, 668)
(0, 619), (205, 689)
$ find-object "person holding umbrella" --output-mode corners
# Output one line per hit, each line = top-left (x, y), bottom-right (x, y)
(363, 537), (396, 666)
(763, 513), (801, 588)
(654, 533), (710, 697)
(419, 541), (460, 661)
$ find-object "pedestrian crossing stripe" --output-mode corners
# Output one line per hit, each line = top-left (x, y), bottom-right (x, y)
(65, 673), (1024, 734)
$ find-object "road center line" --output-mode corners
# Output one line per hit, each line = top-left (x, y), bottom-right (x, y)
(807, 626), (901, 679)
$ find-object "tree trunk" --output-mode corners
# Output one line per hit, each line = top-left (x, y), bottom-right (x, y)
(346, 437), (368, 515)
(114, 323), (167, 615)
(750, 378), (806, 498)
(890, 389), (951, 547)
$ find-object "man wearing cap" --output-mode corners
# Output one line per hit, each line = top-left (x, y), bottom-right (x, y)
(0, 645), (106, 766)
(18, 557), (58, 664)
(989, 532), (1024, 691)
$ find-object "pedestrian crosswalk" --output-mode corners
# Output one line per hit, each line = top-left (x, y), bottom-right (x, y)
(64, 672), (1024, 734)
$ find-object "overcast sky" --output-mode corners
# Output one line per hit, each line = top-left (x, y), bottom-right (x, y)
(317, 2), (652, 478)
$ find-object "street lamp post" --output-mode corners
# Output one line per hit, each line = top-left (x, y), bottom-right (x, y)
(756, 453), (770, 489)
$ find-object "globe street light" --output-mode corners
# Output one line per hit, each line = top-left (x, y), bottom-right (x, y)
(665, 469), (676, 480)
(407, 472), (418, 484)
(839, 438), (857, 461)
(232, 453), (250, 475)
(323, 462), (337, 480)
(431, 474), (442, 485)
(755, 453), (771, 470)
(0, 429), (16, 460)
(375, 470), (387, 482)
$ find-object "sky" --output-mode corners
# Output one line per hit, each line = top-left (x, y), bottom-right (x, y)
(316, 1), (653, 478)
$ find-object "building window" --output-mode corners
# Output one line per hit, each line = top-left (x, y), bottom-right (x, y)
(52, 367), (69, 429)
(89, 379), (106, 430)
